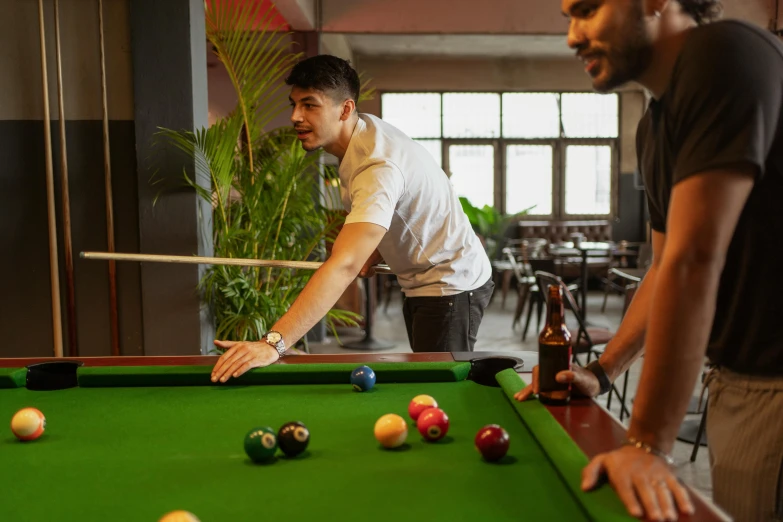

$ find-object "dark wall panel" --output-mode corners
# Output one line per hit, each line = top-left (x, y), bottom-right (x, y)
(0, 120), (141, 358)
(613, 173), (646, 243)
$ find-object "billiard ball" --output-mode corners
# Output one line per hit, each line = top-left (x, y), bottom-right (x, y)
(11, 407), (46, 441)
(408, 394), (438, 421)
(244, 426), (278, 463)
(374, 413), (408, 448)
(416, 407), (449, 441)
(475, 424), (510, 461)
(159, 511), (200, 522)
(350, 365), (376, 392)
(277, 421), (310, 457)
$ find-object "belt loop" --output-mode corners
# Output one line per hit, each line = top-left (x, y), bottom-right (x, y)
(701, 365), (719, 406)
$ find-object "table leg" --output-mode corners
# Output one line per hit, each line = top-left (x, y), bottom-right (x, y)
(342, 276), (395, 350)
(581, 253), (589, 319)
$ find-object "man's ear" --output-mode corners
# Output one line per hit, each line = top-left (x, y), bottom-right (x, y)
(340, 99), (356, 121)
(647, 0), (671, 17)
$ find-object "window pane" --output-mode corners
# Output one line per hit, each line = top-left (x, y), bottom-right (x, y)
(502, 93), (560, 138)
(448, 145), (494, 209)
(565, 145), (612, 215)
(506, 145), (552, 215)
(414, 139), (442, 168)
(381, 93), (441, 138)
(561, 93), (618, 138)
(443, 93), (500, 138)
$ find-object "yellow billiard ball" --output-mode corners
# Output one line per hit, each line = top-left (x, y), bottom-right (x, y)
(159, 510), (200, 522)
(374, 413), (408, 448)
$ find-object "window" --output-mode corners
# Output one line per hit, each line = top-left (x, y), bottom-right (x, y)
(448, 144), (495, 209)
(506, 145), (552, 215)
(381, 91), (619, 219)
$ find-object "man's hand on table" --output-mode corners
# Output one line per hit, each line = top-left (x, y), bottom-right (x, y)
(513, 364), (602, 402)
(211, 340), (279, 383)
(582, 446), (693, 522)
(513, 365), (695, 521)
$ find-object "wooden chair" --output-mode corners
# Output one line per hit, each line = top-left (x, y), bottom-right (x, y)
(502, 248), (536, 329)
(522, 260), (579, 341)
(601, 242), (651, 312)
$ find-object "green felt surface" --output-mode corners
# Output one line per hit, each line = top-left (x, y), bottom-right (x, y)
(0, 368), (25, 388)
(0, 364), (633, 521)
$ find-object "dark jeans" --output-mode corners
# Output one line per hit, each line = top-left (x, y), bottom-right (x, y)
(402, 279), (494, 352)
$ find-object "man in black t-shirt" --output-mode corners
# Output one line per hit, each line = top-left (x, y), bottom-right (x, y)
(516, 1), (783, 520)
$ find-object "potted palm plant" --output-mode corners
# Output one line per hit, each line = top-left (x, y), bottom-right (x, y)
(155, 1), (362, 348)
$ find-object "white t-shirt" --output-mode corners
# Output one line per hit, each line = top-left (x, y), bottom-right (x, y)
(339, 114), (492, 297)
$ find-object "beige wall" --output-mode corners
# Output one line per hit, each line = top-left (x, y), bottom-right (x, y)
(323, 0), (568, 34)
(356, 55), (645, 173)
(322, 0), (773, 34)
(207, 35), (296, 131)
(723, 0), (772, 28)
(1, 0), (134, 121)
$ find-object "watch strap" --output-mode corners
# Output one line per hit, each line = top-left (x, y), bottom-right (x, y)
(585, 360), (612, 396)
(262, 332), (286, 358)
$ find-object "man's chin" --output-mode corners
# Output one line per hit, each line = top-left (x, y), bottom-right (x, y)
(591, 73), (625, 94)
(299, 140), (322, 152)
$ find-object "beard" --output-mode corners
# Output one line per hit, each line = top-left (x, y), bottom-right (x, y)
(591, 2), (654, 92)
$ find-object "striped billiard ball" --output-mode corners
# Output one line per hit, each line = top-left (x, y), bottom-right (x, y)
(408, 394), (438, 421)
(416, 407), (449, 441)
(374, 413), (408, 448)
(11, 407), (46, 441)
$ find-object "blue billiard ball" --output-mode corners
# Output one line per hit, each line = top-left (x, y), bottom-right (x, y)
(350, 365), (376, 392)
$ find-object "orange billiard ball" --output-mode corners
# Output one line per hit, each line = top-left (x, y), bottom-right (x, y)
(11, 407), (46, 441)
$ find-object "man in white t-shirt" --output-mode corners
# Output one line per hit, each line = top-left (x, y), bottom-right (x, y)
(210, 55), (493, 383)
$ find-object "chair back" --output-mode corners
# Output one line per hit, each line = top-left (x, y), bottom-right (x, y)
(502, 247), (529, 284)
(534, 270), (592, 353)
(638, 244), (653, 270)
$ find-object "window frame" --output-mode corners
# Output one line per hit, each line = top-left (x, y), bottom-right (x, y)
(379, 90), (621, 220)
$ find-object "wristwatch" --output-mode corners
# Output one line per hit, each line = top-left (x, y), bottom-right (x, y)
(262, 331), (286, 358)
(585, 360), (612, 396)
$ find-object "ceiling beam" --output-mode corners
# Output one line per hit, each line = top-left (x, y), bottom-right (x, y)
(272, 0), (316, 30)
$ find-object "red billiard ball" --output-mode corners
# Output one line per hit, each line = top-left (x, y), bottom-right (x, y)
(408, 394), (438, 421)
(475, 424), (509, 461)
(416, 407), (449, 441)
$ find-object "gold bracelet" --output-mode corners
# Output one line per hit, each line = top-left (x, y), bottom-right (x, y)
(623, 436), (675, 466)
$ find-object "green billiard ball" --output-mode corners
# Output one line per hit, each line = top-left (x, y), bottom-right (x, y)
(244, 427), (278, 463)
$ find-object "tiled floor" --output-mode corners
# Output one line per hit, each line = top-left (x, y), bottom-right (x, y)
(309, 285), (714, 502)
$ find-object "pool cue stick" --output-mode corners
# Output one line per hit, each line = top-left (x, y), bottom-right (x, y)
(38, 0), (65, 358)
(98, 0), (120, 357)
(80, 251), (393, 274)
(54, 0), (78, 357)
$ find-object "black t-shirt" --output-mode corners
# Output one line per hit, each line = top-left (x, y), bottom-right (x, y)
(638, 20), (783, 376)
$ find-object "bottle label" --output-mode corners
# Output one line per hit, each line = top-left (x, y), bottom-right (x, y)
(539, 343), (571, 393)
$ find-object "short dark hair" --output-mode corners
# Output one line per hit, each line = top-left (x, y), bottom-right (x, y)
(678, 0), (723, 25)
(285, 55), (360, 104)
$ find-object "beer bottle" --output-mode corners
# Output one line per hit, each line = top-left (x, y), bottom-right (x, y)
(538, 284), (572, 405)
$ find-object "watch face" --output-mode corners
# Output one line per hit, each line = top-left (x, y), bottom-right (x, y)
(266, 332), (282, 344)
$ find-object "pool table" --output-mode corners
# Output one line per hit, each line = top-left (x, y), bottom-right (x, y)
(0, 353), (726, 522)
